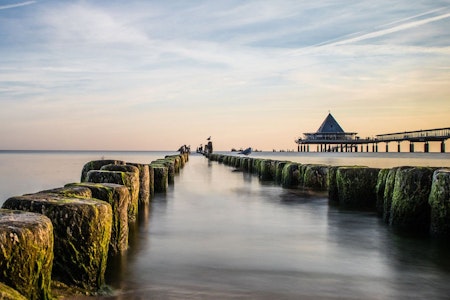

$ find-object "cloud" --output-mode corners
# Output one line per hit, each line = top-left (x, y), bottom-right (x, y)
(0, 1), (35, 10)
(311, 8), (450, 48)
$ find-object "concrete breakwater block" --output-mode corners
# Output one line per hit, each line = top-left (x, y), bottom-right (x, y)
(336, 167), (380, 209)
(389, 167), (435, 233)
(80, 160), (125, 182)
(0, 209), (53, 300)
(2, 195), (112, 293)
(150, 163), (169, 193)
(86, 170), (139, 223)
(66, 182), (130, 255)
(428, 169), (450, 238)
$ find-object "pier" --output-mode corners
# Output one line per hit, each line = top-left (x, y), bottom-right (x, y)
(295, 113), (450, 153)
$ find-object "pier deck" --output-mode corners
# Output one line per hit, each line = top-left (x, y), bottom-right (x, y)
(296, 127), (450, 153)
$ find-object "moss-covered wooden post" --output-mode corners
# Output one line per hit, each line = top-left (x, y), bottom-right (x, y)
(327, 166), (340, 204)
(0, 209), (53, 300)
(428, 169), (450, 238)
(382, 167), (401, 224)
(165, 155), (181, 173)
(259, 160), (274, 181)
(150, 163), (169, 193)
(2, 195), (112, 293)
(336, 167), (380, 209)
(303, 164), (329, 190)
(375, 169), (390, 217)
(153, 159), (175, 184)
(281, 163), (301, 188)
(65, 182), (130, 255)
(389, 167), (435, 233)
(275, 161), (288, 184)
(80, 160), (125, 182)
(86, 169), (139, 223)
(127, 163), (150, 207)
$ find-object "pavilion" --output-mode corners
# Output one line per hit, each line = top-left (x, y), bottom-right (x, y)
(295, 113), (362, 152)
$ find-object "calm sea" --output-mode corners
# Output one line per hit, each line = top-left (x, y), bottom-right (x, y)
(1, 150), (450, 299)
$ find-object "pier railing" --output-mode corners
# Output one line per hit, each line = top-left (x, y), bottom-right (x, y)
(375, 127), (450, 142)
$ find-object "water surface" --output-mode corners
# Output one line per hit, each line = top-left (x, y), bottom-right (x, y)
(1, 151), (450, 299)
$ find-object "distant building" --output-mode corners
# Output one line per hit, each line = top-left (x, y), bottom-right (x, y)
(300, 113), (357, 142)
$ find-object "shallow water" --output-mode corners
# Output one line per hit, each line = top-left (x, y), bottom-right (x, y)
(1, 151), (450, 299)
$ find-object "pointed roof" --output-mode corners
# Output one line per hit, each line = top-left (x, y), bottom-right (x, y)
(317, 113), (344, 133)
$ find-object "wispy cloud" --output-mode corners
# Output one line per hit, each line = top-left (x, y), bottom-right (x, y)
(310, 8), (450, 48)
(0, 1), (449, 150)
(0, 1), (35, 10)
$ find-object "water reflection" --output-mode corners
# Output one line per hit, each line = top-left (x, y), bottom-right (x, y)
(97, 155), (450, 299)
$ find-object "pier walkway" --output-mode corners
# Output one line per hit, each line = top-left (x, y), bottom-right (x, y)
(295, 114), (450, 153)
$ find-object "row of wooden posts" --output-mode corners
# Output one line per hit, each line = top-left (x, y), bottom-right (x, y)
(0, 153), (189, 300)
(207, 153), (450, 238)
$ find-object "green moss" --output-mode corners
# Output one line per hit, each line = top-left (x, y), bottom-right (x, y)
(303, 164), (329, 190)
(259, 160), (274, 181)
(390, 167), (435, 233)
(428, 169), (450, 238)
(375, 169), (390, 217)
(150, 164), (169, 193)
(281, 163), (301, 188)
(3, 196), (112, 294)
(80, 160), (125, 182)
(275, 161), (288, 184)
(0, 282), (27, 300)
(336, 167), (380, 210)
(327, 166), (340, 204)
(0, 209), (53, 300)
(66, 182), (129, 255)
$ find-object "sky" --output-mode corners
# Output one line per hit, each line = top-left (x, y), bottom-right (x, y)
(0, 0), (449, 151)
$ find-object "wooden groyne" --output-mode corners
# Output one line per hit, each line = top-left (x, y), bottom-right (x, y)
(0, 153), (189, 299)
(207, 153), (450, 238)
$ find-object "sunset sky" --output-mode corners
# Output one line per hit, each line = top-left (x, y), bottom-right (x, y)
(0, 1), (449, 151)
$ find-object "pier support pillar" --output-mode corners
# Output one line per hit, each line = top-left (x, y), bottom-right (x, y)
(307, 145), (310, 152)
(424, 142), (429, 153)
(441, 141), (446, 153)
(397, 142), (401, 153)
(410, 142), (415, 153)
(385, 143), (389, 153)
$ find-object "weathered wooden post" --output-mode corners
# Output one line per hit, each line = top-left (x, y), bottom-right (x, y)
(80, 160), (125, 182)
(150, 163), (169, 193)
(375, 169), (390, 217)
(336, 167), (380, 209)
(3, 195), (112, 293)
(87, 168), (140, 223)
(303, 164), (329, 190)
(389, 167), (435, 233)
(65, 182), (130, 255)
(428, 169), (450, 238)
(281, 163), (301, 188)
(0, 209), (53, 300)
